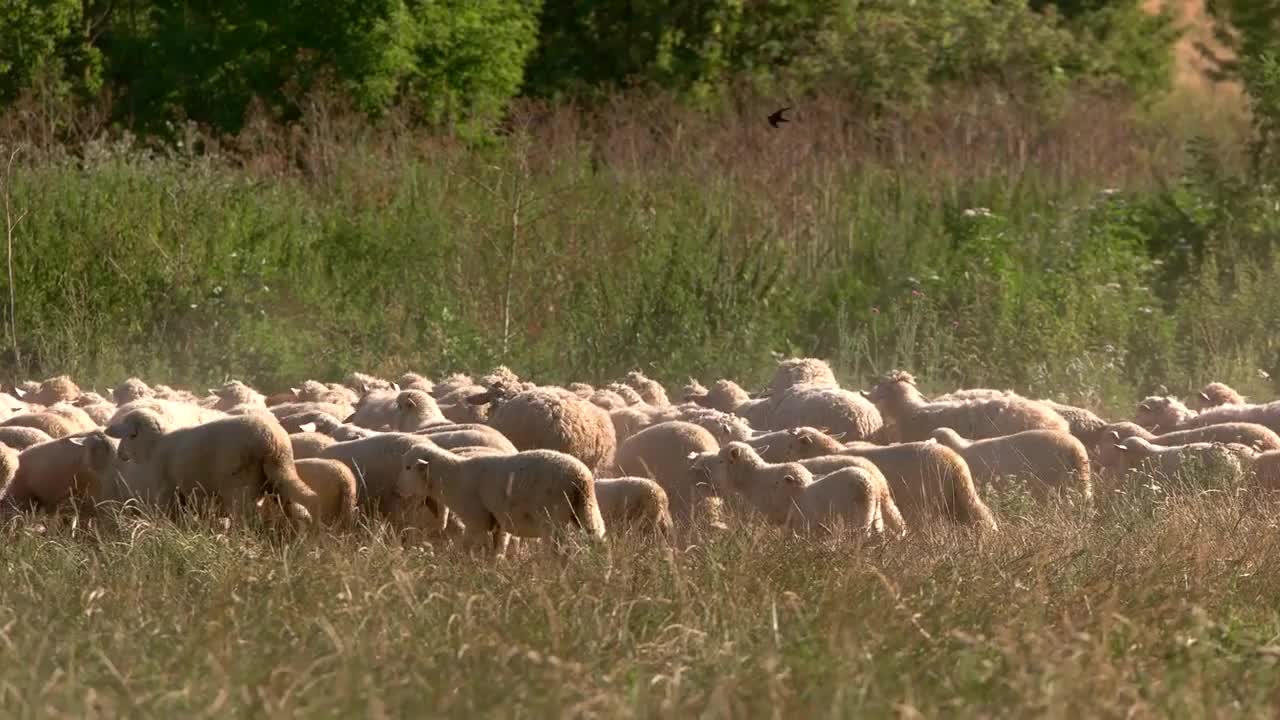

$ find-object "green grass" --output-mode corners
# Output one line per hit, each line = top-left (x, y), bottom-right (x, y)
(4, 490), (1280, 717)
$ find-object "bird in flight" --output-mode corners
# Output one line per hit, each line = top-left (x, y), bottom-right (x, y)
(767, 107), (792, 128)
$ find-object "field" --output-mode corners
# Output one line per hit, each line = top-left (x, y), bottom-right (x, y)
(2, 67), (1280, 715)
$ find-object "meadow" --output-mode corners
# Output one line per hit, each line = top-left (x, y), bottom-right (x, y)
(1, 80), (1279, 716)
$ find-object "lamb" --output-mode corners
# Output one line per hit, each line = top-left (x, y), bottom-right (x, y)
(1097, 422), (1280, 468)
(105, 409), (319, 522)
(592, 477), (674, 538)
(1191, 382), (1246, 410)
(390, 389), (448, 431)
(841, 441), (999, 532)
(691, 442), (904, 538)
(766, 385), (883, 442)
(928, 427), (1091, 501)
(318, 433), (452, 529)
(473, 383), (616, 474)
(290, 431), (336, 459)
(0, 426), (53, 450)
(30, 375), (81, 406)
(1102, 436), (1248, 489)
(112, 377), (154, 405)
(624, 370), (670, 406)
(291, 459), (358, 526)
(613, 421), (720, 524)
(1, 432), (103, 513)
(396, 444), (605, 556)
(866, 371), (1068, 441)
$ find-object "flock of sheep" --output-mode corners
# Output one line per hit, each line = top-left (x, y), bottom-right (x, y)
(1, 358), (1278, 554)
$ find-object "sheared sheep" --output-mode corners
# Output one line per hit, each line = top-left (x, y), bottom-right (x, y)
(290, 431), (336, 459)
(397, 444), (605, 556)
(105, 409), (318, 522)
(473, 383), (616, 474)
(390, 389), (447, 431)
(928, 427), (1091, 501)
(866, 371), (1068, 441)
(346, 389), (403, 430)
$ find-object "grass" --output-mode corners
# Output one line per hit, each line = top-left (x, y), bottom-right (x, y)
(4, 488), (1280, 717)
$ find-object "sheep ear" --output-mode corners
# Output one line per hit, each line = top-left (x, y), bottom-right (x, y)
(925, 437), (938, 445)
(830, 431), (847, 440)
(342, 413), (357, 423)
(728, 446), (741, 461)
(403, 395), (418, 409)
(1114, 444), (1128, 452)
(67, 436), (88, 447)
(1107, 430), (1120, 440)
(800, 436), (813, 445)
(859, 389), (870, 397)
(290, 387), (300, 394)
(1138, 401), (1152, 411)
(416, 458), (429, 467)
(466, 391), (493, 406)
(755, 444), (769, 456)
(392, 383), (401, 393)
(686, 451), (698, 461)
(1199, 391), (1211, 401)
(207, 389), (217, 395)
(12, 388), (24, 398)
(782, 474), (803, 487)
(299, 422), (317, 433)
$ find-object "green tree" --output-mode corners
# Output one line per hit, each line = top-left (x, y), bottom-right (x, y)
(0, 0), (101, 103)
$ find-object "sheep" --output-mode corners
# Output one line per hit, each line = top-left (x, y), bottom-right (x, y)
(397, 444), (605, 556)
(1102, 436), (1248, 490)
(474, 383), (616, 474)
(1176, 400), (1280, 435)
(677, 409), (754, 445)
(0, 426), (53, 451)
(1039, 400), (1109, 449)
(390, 389), (448, 431)
(684, 379), (773, 426)
(691, 442), (904, 538)
(152, 384), (200, 403)
(933, 388), (1013, 402)
(769, 357), (838, 395)
(291, 459), (358, 526)
(613, 420), (720, 524)
(567, 382), (595, 398)
(1251, 451), (1280, 491)
(743, 426), (846, 464)
(1, 410), (82, 439)
(432, 373), (476, 399)
(110, 398), (224, 429)
(344, 372), (395, 395)
(1097, 422), (1280, 468)
(588, 388), (632, 411)
(67, 430), (153, 507)
(74, 397), (117, 426)
(624, 370), (669, 406)
(0, 443), (18, 502)
(592, 477), (674, 538)
(318, 433), (452, 530)
(271, 402), (355, 426)
(928, 428), (1091, 501)
(1191, 382), (1246, 410)
(105, 409), (318, 522)
(397, 372), (435, 393)
(1, 432), (103, 513)
(841, 441), (999, 532)
(1132, 396), (1197, 432)
(410, 426), (517, 454)
(766, 385), (883, 442)
(290, 431), (336, 459)
(275, 410), (347, 434)
(290, 380), (359, 406)
(346, 389), (403, 430)
(44, 403), (99, 432)
(866, 371), (1069, 442)
(112, 377), (154, 405)
(30, 375), (81, 406)
(206, 380), (267, 411)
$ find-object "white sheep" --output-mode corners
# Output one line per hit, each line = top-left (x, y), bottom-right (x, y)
(206, 380), (267, 412)
(765, 385), (883, 442)
(410, 425), (517, 454)
(1, 409), (83, 438)
(343, 372), (395, 395)
(928, 427), (1091, 501)
(397, 444), (605, 556)
(613, 420), (720, 524)
(110, 397), (225, 429)
(0, 426), (53, 450)
(290, 430), (336, 459)
(1096, 422), (1280, 469)
(397, 372), (435, 393)
(291, 459), (358, 526)
(105, 409), (318, 522)
(1191, 382), (1247, 410)
(1102, 436), (1248, 490)
(691, 441), (903, 538)
(112, 377), (154, 405)
(1039, 399), (1109, 449)
(390, 389), (448, 431)
(1, 432), (103, 514)
(866, 371), (1068, 441)
(30, 375), (82, 406)
(768, 357), (839, 395)
(624, 370), (669, 406)
(841, 441), (999, 532)
(592, 476), (674, 538)
(346, 389), (403, 430)
(319, 433), (453, 531)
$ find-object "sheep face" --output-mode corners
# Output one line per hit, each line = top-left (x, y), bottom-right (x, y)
(1191, 382), (1244, 411)
(785, 427), (845, 458)
(1133, 397), (1188, 431)
(687, 450), (725, 497)
(113, 378), (153, 405)
(865, 372), (920, 408)
(104, 410), (166, 463)
(397, 457), (433, 499)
